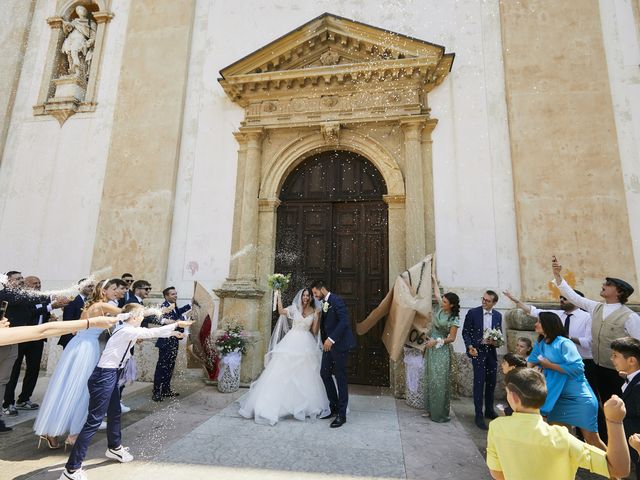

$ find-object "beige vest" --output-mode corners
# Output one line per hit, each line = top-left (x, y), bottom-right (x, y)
(591, 303), (634, 369)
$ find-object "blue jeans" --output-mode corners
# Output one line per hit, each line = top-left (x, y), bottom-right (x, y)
(65, 367), (122, 471)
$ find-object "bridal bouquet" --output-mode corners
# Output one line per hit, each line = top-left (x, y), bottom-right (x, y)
(267, 273), (291, 311)
(482, 328), (505, 347)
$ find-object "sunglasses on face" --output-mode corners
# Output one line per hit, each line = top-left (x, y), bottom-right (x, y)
(142, 287), (152, 291)
(559, 296), (567, 301)
(125, 279), (134, 283)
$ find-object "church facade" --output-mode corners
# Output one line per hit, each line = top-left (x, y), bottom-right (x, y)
(1, 0), (638, 389)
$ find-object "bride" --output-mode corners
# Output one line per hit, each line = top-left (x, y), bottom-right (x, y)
(238, 287), (329, 425)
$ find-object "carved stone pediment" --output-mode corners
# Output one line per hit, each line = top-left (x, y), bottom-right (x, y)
(219, 12), (454, 121)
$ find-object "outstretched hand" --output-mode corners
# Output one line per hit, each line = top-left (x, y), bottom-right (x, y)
(177, 320), (194, 328)
(502, 290), (517, 303)
(551, 255), (563, 282)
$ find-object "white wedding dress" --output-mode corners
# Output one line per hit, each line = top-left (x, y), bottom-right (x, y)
(239, 302), (329, 425)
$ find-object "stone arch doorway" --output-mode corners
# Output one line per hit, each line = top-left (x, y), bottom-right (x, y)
(274, 150), (390, 386)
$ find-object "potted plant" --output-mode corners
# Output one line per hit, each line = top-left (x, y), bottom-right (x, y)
(215, 323), (247, 393)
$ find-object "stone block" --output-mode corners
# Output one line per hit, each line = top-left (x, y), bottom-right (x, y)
(504, 308), (536, 330)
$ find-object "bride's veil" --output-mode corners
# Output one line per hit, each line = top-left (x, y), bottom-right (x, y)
(264, 288), (321, 366)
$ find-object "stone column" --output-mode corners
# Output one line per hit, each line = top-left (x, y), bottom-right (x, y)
(421, 120), (438, 255)
(236, 128), (264, 285)
(227, 132), (248, 281)
(383, 193), (406, 397)
(400, 117), (428, 266)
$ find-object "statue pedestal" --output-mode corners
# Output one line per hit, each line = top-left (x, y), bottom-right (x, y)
(44, 75), (86, 126)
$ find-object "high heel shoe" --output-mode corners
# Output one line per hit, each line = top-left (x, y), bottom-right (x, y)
(37, 435), (61, 449)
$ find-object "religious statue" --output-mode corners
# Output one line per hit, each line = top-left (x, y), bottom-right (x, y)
(61, 5), (97, 79)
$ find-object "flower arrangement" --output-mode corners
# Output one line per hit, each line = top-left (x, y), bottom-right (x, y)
(482, 328), (505, 347)
(215, 323), (247, 356)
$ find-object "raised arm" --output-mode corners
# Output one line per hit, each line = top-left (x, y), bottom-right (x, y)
(276, 291), (288, 317)
(502, 290), (533, 315)
(552, 256), (599, 314)
(0, 316), (117, 346)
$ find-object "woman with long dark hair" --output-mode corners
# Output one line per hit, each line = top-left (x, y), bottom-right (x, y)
(423, 274), (461, 422)
(528, 311), (604, 449)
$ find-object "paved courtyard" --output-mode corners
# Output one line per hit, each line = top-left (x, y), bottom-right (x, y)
(1, 372), (491, 480)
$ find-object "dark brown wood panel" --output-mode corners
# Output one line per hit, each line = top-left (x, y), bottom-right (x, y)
(274, 151), (390, 386)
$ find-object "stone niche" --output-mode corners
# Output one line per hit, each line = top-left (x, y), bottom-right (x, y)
(33, 0), (114, 125)
(215, 12), (454, 394)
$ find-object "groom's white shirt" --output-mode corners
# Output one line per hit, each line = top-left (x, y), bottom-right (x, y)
(324, 292), (335, 344)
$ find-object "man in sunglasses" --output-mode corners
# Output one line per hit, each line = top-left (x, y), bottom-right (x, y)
(552, 256), (638, 424)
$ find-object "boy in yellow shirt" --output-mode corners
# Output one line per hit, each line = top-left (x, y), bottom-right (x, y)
(486, 367), (629, 480)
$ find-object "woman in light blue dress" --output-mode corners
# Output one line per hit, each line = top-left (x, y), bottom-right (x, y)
(34, 280), (122, 448)
(527, 311), (605, 450)
(423, 274), (460, 423)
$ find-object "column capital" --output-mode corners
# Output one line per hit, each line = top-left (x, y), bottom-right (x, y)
(258, 197), (281, 212)
(238, 127), (264, 142)
(383, 194), (406, 206)
(400, 116), (429, 140)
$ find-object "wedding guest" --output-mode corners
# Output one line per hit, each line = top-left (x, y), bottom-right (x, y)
(423, 274), (460, 423)
(34, 280), (122, 449)
(117, 273), (135, 308)
(60, 279), (95, 349)
(152, 286), (191, 402)
(4, 276), (52, 412)
(515, 337), (532, 357)
(610, 337), (640, 479)
(119, 279), (153, 412)
(0, 271), (67, 418)
(528, 312), (604, 449)
(498, 353), (527, 416)
(462, 290), (502, 430)
(59, 305), (191, 480)
(503, 289), (595, 390)
(486, 367), (629, 480)
(552, 256), (638, 411)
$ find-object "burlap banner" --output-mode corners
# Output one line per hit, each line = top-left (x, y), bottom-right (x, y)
(186, 281), (216, 368)
(356, 255), (433, 361)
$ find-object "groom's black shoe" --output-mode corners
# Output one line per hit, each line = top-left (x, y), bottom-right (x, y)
(484, 410), (498, 420)
(474, 416), (488, 430)
(330, 416), (346, 428)
(320, 409), (338, 420)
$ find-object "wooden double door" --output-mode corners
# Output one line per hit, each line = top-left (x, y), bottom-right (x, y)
(274, 151), (389, 386)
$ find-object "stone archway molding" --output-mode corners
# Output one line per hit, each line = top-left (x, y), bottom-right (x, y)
(261, 128), (405, 199)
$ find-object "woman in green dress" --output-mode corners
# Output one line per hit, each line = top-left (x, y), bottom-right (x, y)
(423, 273), (460, 422)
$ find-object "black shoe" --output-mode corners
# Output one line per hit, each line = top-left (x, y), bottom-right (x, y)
(485, 410), (498, 420)
(0, 424), (12, 434)
(320, 410), (337, 420)
(152, 395), (163, 402)
(330, 416), (346, 428)
(162, 392), (180, 398)
(475, 417), (488, 430)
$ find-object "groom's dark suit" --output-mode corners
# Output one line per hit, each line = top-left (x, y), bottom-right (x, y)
(320, 293), (356, 418)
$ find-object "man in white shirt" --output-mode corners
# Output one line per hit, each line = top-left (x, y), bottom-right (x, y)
(552, 256), (638, 418)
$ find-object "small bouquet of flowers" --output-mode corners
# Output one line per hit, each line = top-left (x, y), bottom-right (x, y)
(482, 328), (505, 347)
(214, 324), (247, 389)
(215, 323), (248, 356)
(267, 273), (291, 311)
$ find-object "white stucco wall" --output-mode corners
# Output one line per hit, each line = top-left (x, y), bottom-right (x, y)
(599, 0), (640, 283)
(0, 0), (132, 288)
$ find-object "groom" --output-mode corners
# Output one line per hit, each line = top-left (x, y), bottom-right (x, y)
(311, 280), (355, 428)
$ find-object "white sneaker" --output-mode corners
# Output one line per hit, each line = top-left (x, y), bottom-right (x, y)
(98, 421), (107, 430)
(59, 468), (88, 480)
(120, 403), (131, 414)
(105, 446), (133, 463)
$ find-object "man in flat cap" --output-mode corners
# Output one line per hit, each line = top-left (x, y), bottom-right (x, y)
(552, 256), (638, 428)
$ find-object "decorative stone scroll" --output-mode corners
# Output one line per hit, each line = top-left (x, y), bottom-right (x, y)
(33, 1), (114, 126)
